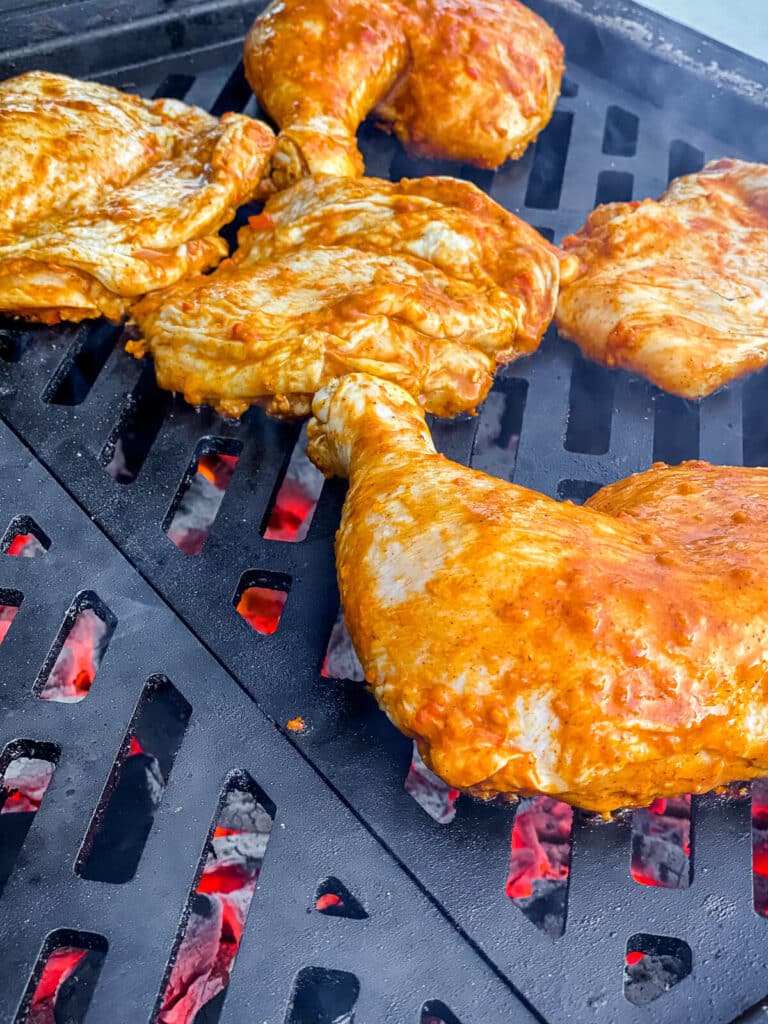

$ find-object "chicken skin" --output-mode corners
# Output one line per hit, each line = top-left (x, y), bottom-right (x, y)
(244, 0), (563, 184)
(0, 71), (275, 323)
(307, 372), (768, 815)
(556, 158), (768, 398)
(129, 174), (572, 418)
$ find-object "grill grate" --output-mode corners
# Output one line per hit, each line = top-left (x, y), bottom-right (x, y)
(0, 3), (767, 1022)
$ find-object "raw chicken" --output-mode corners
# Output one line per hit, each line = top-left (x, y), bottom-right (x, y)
(307, 372), (768, 815)
(0, 71), (274, 323)
(244, 0), (563, 184)
(556, 158), (768, 398)
(129, 174), (572, 418)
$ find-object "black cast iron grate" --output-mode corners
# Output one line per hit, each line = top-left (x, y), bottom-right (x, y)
(0, 2), (767, 1022)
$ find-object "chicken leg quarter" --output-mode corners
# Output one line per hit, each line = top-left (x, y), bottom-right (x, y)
(307, 373), (768, 816)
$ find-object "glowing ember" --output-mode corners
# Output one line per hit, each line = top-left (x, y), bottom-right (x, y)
(6, 532), (47, 557)
(157, 787), (273, 1024)
(264, 426), (324, 542)
(752, 778), (768, 915)
(506, 796), (573, 938)
(316, 893), (342, 912)
(286, 716), (305, 732)
(0, 602), (20, 645)
(1, 757), (55, 814)
(405, 744), (459, 825)
(27, 946), (88, 1024)
(626, 951), (645, 966)
(236, 586), (287, 635)
(166, 450), (240, 556)
(39, 608), (109, 703)
(631, 795), (691, 888)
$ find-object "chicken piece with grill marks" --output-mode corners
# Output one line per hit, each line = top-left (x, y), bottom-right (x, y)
(555, 158), (768, 397)
(129, 174), (573, 419)
(0, 71), (275, 324)
(244, 0), (563, 185)
(307, 372), (768, 815)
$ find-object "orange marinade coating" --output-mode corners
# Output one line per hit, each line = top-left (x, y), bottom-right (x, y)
(0, 71), (275, 323)
(556, 158), (768, 398)
(307, 373), (768, 816)
(129, 174), (574, 419)
(244, 0), (563, 183)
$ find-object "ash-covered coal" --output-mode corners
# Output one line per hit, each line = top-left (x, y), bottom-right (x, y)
(264, 424), (324, 542)
(507, 796), (572, 939)
(631, 796), (691, 888)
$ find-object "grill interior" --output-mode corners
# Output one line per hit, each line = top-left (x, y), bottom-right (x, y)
(1, 3), (767, 1022)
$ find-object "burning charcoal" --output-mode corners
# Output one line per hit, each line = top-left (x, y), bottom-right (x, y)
(2, 757), (55, 813)
(0, 601), (20, 644)
(27, 946), (89, 1024)
(506, 796), (573, 939)
(752, 778), (768, 916)
(40, 609), (110, 703)
(264, 424), (325, 541)
(6, 532), (47, 557)
(166, 453), (238, 556)
(405, 744), (459, 825)
(624, 951), (689, 1006)
(321, 608), (364, 681)
(158, 788), (273, 1023)
(631, 796), (691, 889)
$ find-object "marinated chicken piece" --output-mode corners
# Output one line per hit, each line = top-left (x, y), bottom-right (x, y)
(307, 372), (768, 815)
(129, 174), (573, 418)
(0, 71), (275, 323)
(244, 0), (563, 184)
(556, 158), (768, 398)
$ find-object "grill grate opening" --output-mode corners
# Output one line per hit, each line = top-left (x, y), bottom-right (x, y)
(101, 362), (172, 484)
(524, 110), (573, 210)
(602, 106), (639, 156)
(624, 934), (692, 1007)
(405, 744), (459, 825)
(630, 796), (692, 889)
(556, 480), (602, 504)
(506, 797), (573, 940)
(752, 779), (768, 917)
(0, 740), (58, 896)
(0, 588), (24, 646)
(422, 1000), (463, 1024)
(0, 516), (50, 557)
(594, 170), (634, 204)
(472, 378), (528, 481)
(314, 877), (368, 919)
(77, 675), (191, 884)
(41, 322), (121, 406)
(667, 139), (705, 182)
(263, 424), (325, 542)
(652, 393), (700, 463)
(164, 439), (242, 556)
(35, 591), (116, 703)
(564, 353), (614, 454)
(742, 369), (768, 466)
(235, 570), (291, 635)
(15, 930), (107, 1024)
(154, 770), (275, 1024)
(321, 607), (364, 682)
(286, 967), (360, 1024)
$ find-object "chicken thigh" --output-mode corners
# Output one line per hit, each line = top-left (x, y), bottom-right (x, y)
(244, 0), (563, 184)
(307, 372), (768, 815)
(130, 174), (571, 418)
(0, 71), (274, 323)
(556, 158), (768, 397)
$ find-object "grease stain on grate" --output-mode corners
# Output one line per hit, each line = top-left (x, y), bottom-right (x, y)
(631, 796), (692, 889)
(506, 796), (573, 939)
(155, 771), (275, 1024)
(624, 934), (692, 1006)
(35, 591), (116, 703)
(285, 967), (360, 1024)
(235, 570), (291, 635)
(164, 439), (242, 556)
(263, 424), (325, 542)
(15, 930), (107, 1024)
(77, 676), (191, 884)
(1, 516), (49, 557)
(0, 740), (58, 896)
(314, 877), (368, 919)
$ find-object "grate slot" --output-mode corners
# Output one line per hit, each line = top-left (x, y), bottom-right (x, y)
(0, 740), (59, 896)
(101, 363), (172, 484)
(653, 393), (700, 463)
(602, 105), (639, 156)
(285, 967), (360, 1024)
(41, 322), (121, 406)
(34, 591), (116, 703)
(524, 110), (573, 210)
(164, 438), (242, 556)
(14, 930), (107, 1024)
